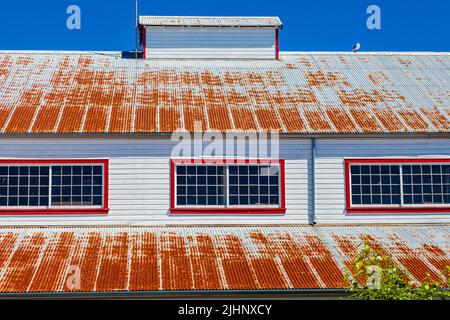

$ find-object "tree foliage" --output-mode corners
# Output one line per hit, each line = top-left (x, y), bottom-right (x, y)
(346, 241), (449, 300)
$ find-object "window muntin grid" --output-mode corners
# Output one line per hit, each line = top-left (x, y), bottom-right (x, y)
(0, 166), (49, 207)
(350, 165), (401, 205)
(51, 165), (103, 207)
(349, 162), (450, 207)
(176, 165), (225, 206)
(228, 165), (280, 206)
(402, 164), (450, 205)
(174, 163), (281, 208)
(0, 164), (104, 208)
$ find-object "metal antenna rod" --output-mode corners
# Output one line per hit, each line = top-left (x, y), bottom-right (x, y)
(135, 0), (139, 58)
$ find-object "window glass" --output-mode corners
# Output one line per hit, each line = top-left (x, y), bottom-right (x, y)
(228, 165), (279, 206)
(175, 163), (281, 208)
(349, 162), (450, 207)
(0, 166), (49, 207)
(176, 165), (225, 206)
(402, 164), (450, 205)
(0, 164), (103, 208)
(51, 165), (103, 206)
(350, 165), (401, 205)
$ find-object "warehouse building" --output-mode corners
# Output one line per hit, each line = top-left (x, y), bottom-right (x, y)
(0, 16), (448, 297)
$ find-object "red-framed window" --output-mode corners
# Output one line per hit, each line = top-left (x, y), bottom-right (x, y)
(170, 159), (286, 214)
(345, 158), (450, 214)
(0, 159), (109, 215)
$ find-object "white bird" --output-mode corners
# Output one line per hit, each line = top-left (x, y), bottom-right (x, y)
(352, 42), (361, 52)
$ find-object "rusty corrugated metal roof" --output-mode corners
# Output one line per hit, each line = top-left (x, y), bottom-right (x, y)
(139, 16), (283, 28)
(0, 51), (448, 135)
(0, 225), (447, 294)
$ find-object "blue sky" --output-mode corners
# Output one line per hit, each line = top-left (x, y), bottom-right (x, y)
(0, 0), (448, 52)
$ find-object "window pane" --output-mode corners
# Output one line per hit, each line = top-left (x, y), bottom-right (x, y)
(228, 164), (280, 206)
(175, 163), (281, 208)
(350, 164), (401, 205)
(402, 164), (448, 205)
(51, 165), (103, 207)
(175, 165), (225, 206)
(0, 166), (50, 207)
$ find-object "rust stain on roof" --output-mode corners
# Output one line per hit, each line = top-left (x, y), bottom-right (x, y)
(230, 106), (258, 131)
(373, 89), (407, 105)
(0, 226), (447, 294)
(0, 105), (11, 130)
(419, 107), (450, 131)
(160, 106), (182, 132)
(62, 232), (102, 292)
(333, 235), (367, 286)
(398, 59), (413, 67)
(372, 107), (408, 132)
(255, 107), (282, 132)
(4, 85), (43, 133)
(0, 233), (18, 271)
(393, 242), (444, 284)
(305, 71), (350, 87)
(0, 52), (448, 134)
(0, 55), (13, 85)
(160, 233), (193, 290)
(134, 105), (157, 133)
(338, 89), (378, 107)
(278, 107), (307, 133)
(304, 235), (348, 288)
(0, 232), (45, 293)
(396, 107), (431, 131)
(57, 86), (90, 133)
(32, 88), (65, 133)
(184, 106), (207, 132)
(28, 232), (75, 292)
(325, 107), (358, 133)
(95, 232), (129, 291)
(129, 232), (159, 291)
(368, 71), (393, 86)
(348, 107), (384, 132)
(109, 86), (134, 133)
(188, 234), (223, 290)
(303, 107), (334, 132)
(422, 244), (450, 273)
(201, 70), (223, 86)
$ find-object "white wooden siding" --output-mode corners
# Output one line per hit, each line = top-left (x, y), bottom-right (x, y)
(314, 138), (450, 224)
(0, 137), (449, 226)
(0, 138), (310, 226)
(145, 27), (276, 59)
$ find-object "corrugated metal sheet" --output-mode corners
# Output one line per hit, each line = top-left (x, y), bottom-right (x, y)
(0, 51), (448, 134)
(0, 225), (447, 293)
(139, 16), (283, 28)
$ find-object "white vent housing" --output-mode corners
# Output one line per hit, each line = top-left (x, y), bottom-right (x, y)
(139, 16), (283, 59)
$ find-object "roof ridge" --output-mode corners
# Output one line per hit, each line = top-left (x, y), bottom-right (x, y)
(280, 51), (450, 56)
(0, 50), (448, 56)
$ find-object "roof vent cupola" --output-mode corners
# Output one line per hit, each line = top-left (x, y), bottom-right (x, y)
(139, 16), (283, 59)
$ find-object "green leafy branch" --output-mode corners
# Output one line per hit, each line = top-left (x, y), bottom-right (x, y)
(345, 241), (449, 300)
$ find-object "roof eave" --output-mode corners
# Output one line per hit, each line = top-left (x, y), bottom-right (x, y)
(0, 288), (349, 299)
(0, 132), (448, 139)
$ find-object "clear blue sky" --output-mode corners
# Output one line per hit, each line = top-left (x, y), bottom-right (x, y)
(0, 0), (448, 52)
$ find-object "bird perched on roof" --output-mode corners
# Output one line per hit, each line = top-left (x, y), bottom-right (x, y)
(352, 42), (361, 52)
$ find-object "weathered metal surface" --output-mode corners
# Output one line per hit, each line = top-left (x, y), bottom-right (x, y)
(0, 51), (448, 134)
(0, 225), (447, 293)
(139, 16), (283, 27)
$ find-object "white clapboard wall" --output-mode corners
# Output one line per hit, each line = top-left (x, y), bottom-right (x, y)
(0, 138), (310, 226)
(0, 137), (449, 226)
(144, 27), (277, 59)
(314, 138), (450, 224)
